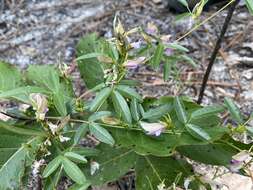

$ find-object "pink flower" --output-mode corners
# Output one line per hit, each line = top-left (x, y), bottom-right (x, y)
(140, 122), (166, 136)
(124, 57), (146, 69)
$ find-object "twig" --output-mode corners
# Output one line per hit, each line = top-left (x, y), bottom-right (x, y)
(197, 0), (240, 104)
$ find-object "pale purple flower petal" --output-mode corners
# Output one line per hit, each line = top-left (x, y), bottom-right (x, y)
(124, 57), (146, 69)
(232, 151), (250, 162)
(229, 151), (251, 172)
(130, 41), (142, 49)
(164, 48), (173, 56)
(140, 122), (166, 136)
(146, 22), (158, 35)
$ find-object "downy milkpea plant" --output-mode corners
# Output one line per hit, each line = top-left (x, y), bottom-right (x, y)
(0, 15), (253, 190)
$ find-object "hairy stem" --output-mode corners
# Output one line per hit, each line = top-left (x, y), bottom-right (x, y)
(197, 0), (240, 104)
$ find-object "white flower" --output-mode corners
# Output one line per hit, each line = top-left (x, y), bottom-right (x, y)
(59, 135), (70, 142)
(29, 93), (48, 120)
(90, 161), (100, 175)
(140, 122), (166, 136)
(48, 122), (59, 135)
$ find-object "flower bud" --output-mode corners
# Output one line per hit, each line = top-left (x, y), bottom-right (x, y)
(29, 93), (48, 120)
(146, 22), (158, 36)
(124, 57), (146, 69)
(90, 161), (100, 175)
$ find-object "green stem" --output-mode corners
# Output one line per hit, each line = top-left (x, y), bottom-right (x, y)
(45, 116), (180, 135)
(175, 0), (235, 42)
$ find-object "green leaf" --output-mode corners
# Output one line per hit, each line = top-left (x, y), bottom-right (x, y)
(224, 97), (243, 124)
(130, 99), (140, 121)
(27, 65), (60, 91)
(76, 52), (105, 61)
(186, 124), (211, 141)
(190, 115), (221, 128)
(111, 90), (132, 124)
(245, 0), (253, 15)
(163, 62), (171, 81)
(166, 43), (189, 52)
(180, 55), (197, 68)
(68, 182), (91, 190)
(53, 91), (67, 116)
(89, 87), (111, 112)
(64, 152), (87, 164)
(85, 144), (137, 185)
(177, 143), (238, 165)
(74, 124), (89, 145)
(190, 105), (224, 120)
(0, 86), (48, 103)
(62, 158), (87, 184)
(174, 97), (188, 124)
(0, 148), (26, 189)
(0, 121), (44, 136)
(43, 167), (63, 190)
(76, 34), (104, 89)
(246, 126), (253, 136)
(135, 156), (193, 190)
(143, 104), (172, 121)
(178, 126), (228, 146)
(88, 111), (112, 122)
(72, 147), (100, 157)
(0, 61), (22, 92)
(116, 85), (142, 102)
(89, 123), (115, 146)
(119, 79), (141, 86)
(42, 156), (63, 178)
(177, 0), (188, 7)
(0, 137), (42, 190)
(150, 42), (164, 69)
(109, 128), (178, 157)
